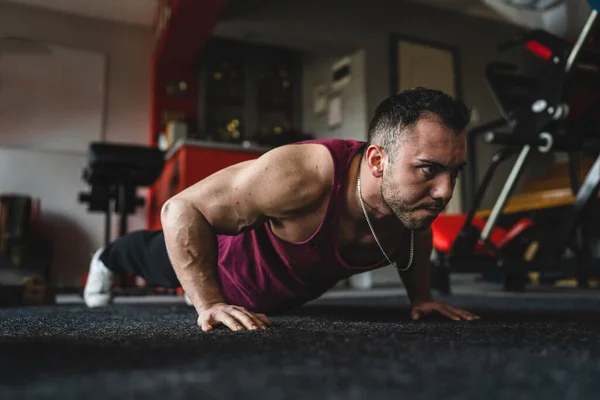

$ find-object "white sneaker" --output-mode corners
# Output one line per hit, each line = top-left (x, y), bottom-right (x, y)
(184, 293), (193, 306)
(83, 247), (115, 307)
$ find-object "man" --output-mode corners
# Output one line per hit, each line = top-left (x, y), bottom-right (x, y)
(84, 86), (480, 331)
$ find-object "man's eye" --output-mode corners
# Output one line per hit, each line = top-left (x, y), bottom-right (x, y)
(421, 166), (436, 176)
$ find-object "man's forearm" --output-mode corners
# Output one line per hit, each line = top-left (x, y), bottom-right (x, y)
(399, 260), (433, 306)
(399, 230), (435, 305)
(161, 199), (226, 313)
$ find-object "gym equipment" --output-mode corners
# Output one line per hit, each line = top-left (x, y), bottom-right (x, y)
(78, 142), (165, 247)
(431, 8), (600, 294)
(78, 142), (165, 290)
(483, 0), (592, 39)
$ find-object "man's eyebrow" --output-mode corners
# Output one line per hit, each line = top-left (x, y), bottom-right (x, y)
(417, 158), (467, 171)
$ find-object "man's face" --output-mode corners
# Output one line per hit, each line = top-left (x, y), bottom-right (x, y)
(381, 117), (467, 230)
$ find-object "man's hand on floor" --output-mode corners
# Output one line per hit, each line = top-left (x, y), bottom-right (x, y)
(198, 302), (272, 332)
(411, 300), (480, 321)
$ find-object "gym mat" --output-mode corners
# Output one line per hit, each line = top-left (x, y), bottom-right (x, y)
(1, 293), (600, 399)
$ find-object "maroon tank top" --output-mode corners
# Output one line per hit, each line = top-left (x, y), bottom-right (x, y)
(216, 139), (397, 313)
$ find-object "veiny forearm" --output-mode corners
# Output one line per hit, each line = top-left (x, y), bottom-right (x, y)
(161, 200), (226, 313)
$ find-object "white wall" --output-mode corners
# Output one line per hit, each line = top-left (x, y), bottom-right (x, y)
(302, 49), (368, 141)
(0, 2), (153, 287)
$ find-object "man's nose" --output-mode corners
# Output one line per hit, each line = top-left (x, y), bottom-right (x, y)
(430, 174), (454, 202)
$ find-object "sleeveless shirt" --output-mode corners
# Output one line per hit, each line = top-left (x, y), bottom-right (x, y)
(216, 139), (399, 313)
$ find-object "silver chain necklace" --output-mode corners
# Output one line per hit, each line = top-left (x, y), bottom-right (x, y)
(356, 171), (414, 272)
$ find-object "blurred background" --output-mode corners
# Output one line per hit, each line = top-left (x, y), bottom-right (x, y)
(0, 0), (597, 300)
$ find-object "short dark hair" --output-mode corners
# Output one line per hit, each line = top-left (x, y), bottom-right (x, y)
(367, 87), (471, 158)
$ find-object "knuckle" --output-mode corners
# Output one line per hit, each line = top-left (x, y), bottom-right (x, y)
(219, 312), (230, 320)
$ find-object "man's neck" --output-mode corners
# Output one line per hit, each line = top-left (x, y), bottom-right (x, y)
(346, 153), (394, 225)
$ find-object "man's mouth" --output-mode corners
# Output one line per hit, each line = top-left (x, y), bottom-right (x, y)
(417, 205), (443, 214)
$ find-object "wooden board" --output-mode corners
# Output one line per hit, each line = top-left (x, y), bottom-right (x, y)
(475, 187), (598, 217)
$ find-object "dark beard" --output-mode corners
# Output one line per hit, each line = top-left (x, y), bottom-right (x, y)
(380, 178), (439, 231)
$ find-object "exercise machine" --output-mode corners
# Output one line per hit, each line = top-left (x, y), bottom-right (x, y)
(78, 142), (165, 287)
(79, 141), (165, 246)
(431, 7), (600, 294)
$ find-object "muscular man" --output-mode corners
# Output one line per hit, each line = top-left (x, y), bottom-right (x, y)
(83, 87), (480, 331)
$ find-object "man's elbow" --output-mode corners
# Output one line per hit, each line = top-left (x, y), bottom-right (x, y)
(160, 198), (192, 227)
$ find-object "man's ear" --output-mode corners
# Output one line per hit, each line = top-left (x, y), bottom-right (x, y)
(364, 145), (385, 178)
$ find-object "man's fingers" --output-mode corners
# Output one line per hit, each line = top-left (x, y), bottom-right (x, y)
(438, 306), (462, 321)
(412, 306), (434, 319)
(253, 313), (272, 326)
(229, 309), (263, 330)
(232, 307), (270, 329)
(198, 315), (218, 332)
(217, 311), (246, 331)
(411, 302), (480, 322)
(199, 306), (272, 332)
(443, 305), (480, 321)
(230, 308), (265, 330)
(201, 322), (214, 332)
(454, 308), (480, 320)
(244, 311), (268, 329)
(242, 310), (269, 329)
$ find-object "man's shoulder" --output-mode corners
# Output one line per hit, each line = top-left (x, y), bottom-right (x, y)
(262, 138), (365, 183)
(257, 142), (332, 186)
(292, 138), (366, 148)
(285, 138), (367, 162)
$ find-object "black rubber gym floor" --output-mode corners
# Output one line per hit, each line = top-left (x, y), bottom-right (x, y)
(1, 292), (600, 399)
